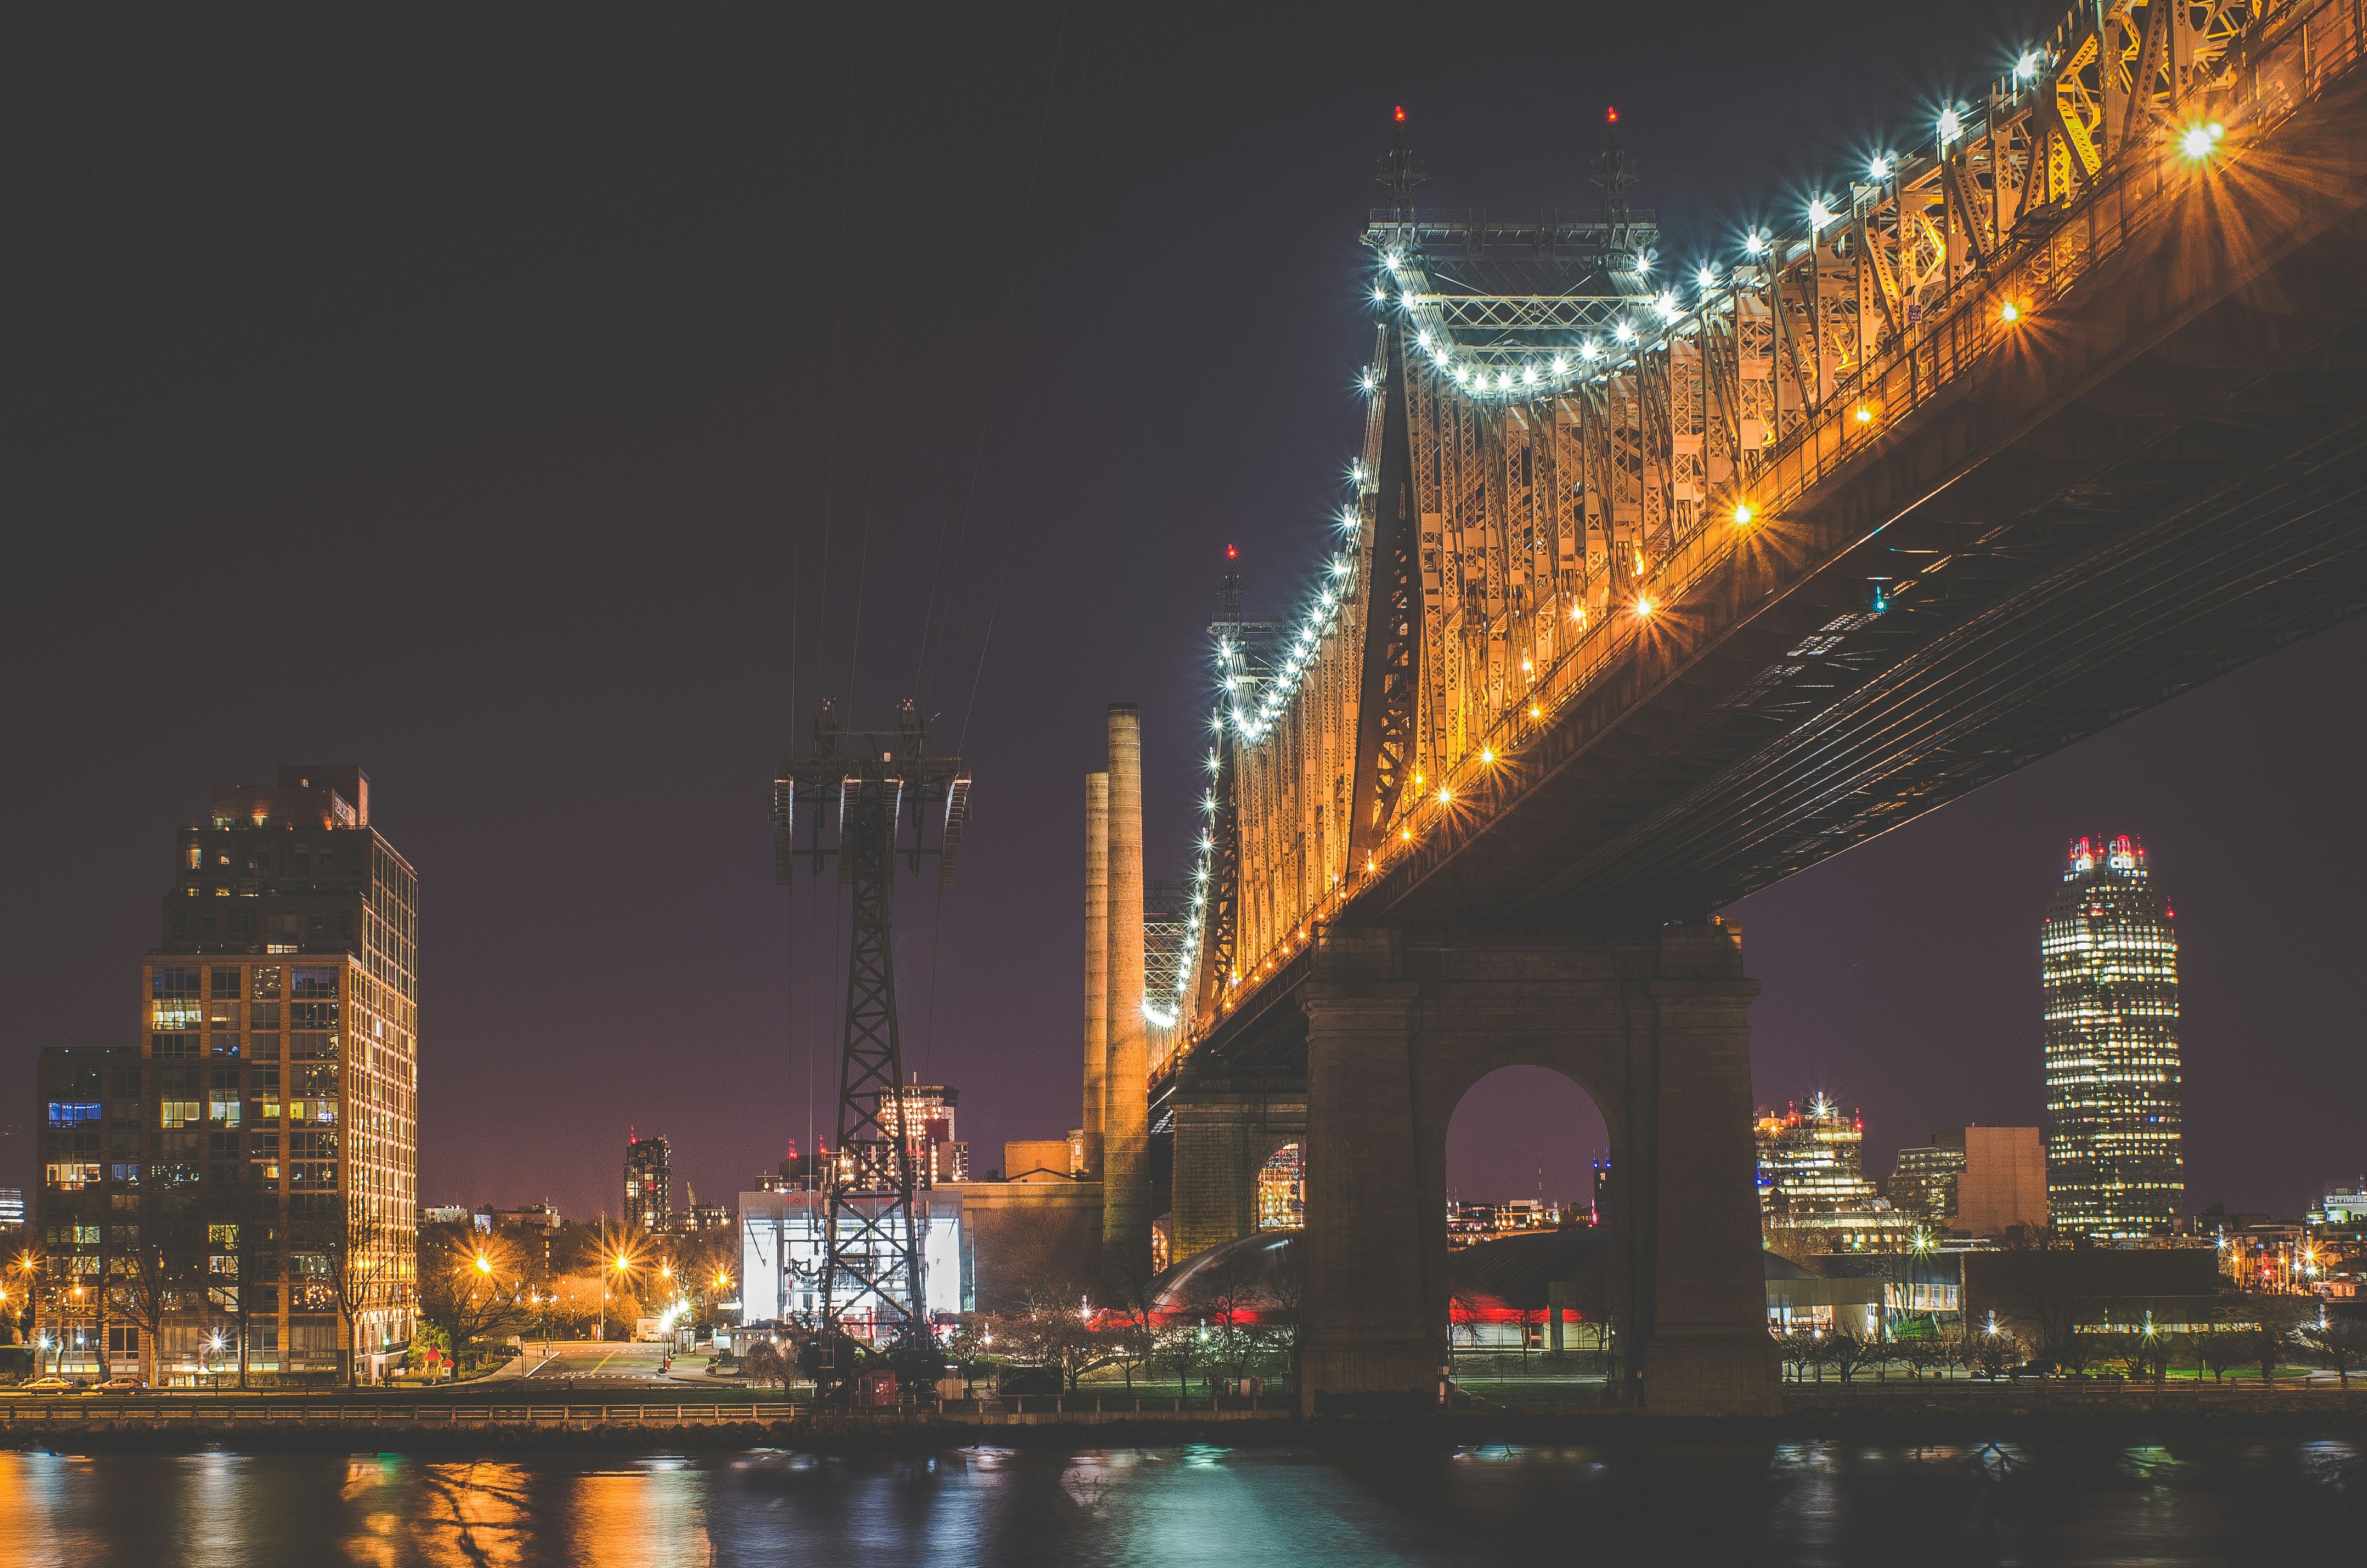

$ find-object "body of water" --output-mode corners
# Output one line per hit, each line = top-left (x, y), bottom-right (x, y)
(2, 1437), (2362, 1566)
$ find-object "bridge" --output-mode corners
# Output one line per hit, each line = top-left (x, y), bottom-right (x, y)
(1102, 0), (2367, 1416)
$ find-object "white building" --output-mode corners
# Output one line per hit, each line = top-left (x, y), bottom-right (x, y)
(739, 1188), (967, 1332)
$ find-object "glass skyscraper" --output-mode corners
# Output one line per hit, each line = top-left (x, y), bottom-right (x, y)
(2041, 833), (2183, 1240)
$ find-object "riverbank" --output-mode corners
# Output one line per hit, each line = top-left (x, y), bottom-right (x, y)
(5, 1384), (2367, 1452)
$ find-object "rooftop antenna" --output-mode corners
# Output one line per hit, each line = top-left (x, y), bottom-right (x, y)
(1592, 106), (1641, 269)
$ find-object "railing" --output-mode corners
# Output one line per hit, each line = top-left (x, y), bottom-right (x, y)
(0, 1401), (804, 1425)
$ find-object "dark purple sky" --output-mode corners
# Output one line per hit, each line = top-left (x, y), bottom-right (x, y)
(8, 4), (2359, 1223)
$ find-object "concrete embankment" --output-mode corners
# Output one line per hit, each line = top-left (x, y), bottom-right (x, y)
(9, 1388), (2367, 1452)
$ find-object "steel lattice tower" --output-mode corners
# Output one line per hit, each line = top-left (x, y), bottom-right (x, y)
(774, 698), (971, 1347)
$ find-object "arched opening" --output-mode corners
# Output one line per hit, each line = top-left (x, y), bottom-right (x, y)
(1441, 1066), (1615, 1397)
(1256, 1141), (1303, 1231)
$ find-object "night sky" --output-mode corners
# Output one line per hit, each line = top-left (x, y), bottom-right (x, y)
(9, 4), (2360, 1226)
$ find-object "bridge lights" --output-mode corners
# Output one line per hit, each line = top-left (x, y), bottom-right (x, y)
(1807, 199), (1835, 233)
(1613, 321), (1635, 345)
(1938, 108), (1963, 145)
(1581, 339), (1602, 362)
(1550, 353), (1569, 375)
(1480, 748), (1494, 765)
(1530, 704), (1542, 719)
(1743, 230), (1768, 256)
(1853, 403), (1875, 425)
(1437, 786), (1453, 804)
(1370, 283), (1389, 305)
(1359, 369), (1378, 393)
(2015, 50), (2042, 84)
(1695, 264), (1718, 291)
(1634, 593), (1657, 618)
(1733, 502), (1754, 526)
(1999, 299), (2022, 324)
(2179, 122), (2225, 160)
(1867, 154), (1892, 182)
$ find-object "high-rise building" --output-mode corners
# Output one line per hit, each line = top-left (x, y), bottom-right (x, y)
(2042, 833), (2183, 1241)
(870, 1084), (969, 1186)
(1889, 1126), (2049, 1236)
(36, 767), (420, 1383)
(1888, 1133), (1967, 1222)
(0, 1188), (24, 1229)
(1756, 1096), (1878, 1217)
(624, 1135), (672, 1231)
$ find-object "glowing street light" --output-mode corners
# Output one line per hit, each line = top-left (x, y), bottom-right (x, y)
(2180, 122), (2225, 160)
(1733, 502), (1754, 526)
(1868, 154), (1892, 181)
(1999, 299), (2022, 324)
(2015, 50), (2042, 82)
(1808, 198), (1835, 232)
(1939, 108), (1963, 145)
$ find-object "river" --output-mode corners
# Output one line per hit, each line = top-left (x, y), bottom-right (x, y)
(2, 1437), (2362, 1565)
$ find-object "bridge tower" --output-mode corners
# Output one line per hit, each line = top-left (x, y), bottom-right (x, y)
(773, 699), (971, 1352)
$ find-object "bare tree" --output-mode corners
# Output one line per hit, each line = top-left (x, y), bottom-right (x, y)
(2300, 1315), (2367, 1386)
(416, 1230), (526, 1382)
(325, 1206), (390, 1388)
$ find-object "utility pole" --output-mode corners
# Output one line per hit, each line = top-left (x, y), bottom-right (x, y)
(774, 699), (971, 1360)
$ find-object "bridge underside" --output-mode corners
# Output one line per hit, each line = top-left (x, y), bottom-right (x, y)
(1168, 67), (2367, 1093)
(1384, 74), (2367, 935)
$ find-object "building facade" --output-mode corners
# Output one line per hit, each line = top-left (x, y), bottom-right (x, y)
(625, 1135), (672, 1231)
(1888, 1135), (1967, 1223)
(737, 1187), (967, 1330)
(36, 766), (418, 1384)
(2042, 833), (2183, 1241)
(871, 1085), (969, 1186)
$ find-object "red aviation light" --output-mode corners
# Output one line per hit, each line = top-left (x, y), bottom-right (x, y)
(1606, 106), (1620, 124)
(1393, 105), (1407, 124)
(1226, 543), (1238, 560)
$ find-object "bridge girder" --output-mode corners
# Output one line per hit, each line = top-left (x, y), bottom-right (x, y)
(1167, 0), (2366, 1071)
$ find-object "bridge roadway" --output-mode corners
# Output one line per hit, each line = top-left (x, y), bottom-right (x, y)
(1172, 35), (2367, 1088)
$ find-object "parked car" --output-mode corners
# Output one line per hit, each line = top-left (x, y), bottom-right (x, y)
(20, 1376), (76, 1392)
(93, 1375), (145, 1392)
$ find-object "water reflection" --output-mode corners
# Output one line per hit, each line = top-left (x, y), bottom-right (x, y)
(0, 1438), (2360, 1566)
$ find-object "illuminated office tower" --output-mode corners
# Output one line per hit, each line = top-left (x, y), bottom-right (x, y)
(64, 766), (424, 1385)
(2042, 833), (2183, 1241)
(624, 1134), (673, 1231)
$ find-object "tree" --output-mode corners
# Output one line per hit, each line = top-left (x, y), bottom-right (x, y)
(415, 1229), (526, 1381)
(2248, 1296), (2311, 1386)
(1096, 1250), (1162, 1391)
(105, 1240), (175, 1387)
(1971, 1324), (2022, 1380)
(1821, 1327), (1878, 1385)
(2193, 1319), (2245, 1383)
(2115, 1326), (2173, 1384)
(2300, 1314), (2367, 1386)
(323, 1205), (391, 1388)
(741, 1339), (788, 1389)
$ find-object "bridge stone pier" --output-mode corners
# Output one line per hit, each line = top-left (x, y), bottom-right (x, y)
(1299, 922), (1776, 1417)
(1170, 1074), (1307, 1262)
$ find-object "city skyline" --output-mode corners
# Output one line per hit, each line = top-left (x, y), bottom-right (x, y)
(7, 4), (2364, 1228)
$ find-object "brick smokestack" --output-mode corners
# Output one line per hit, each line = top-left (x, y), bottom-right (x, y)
(1102, 704), (1150, 1265)
(1080, 770), (1109, 1175)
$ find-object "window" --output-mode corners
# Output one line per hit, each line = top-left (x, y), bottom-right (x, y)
(290, 1002), (338, 1029)
(291, 1252), (330, 1279)
(152, 1033), (198, 1059)
(152, 997), (202, 1031)
(160, 1101), (201, 1129)
(252, 966), (283, 1000)
(249, 1003), (281, 1030)
(208, 1092), (241, 1127)
(153, 966), (200, 999)
(208, 1254), (238, 1276)
(110, 1163), (140, 1185)
(47, 1102), (101, 1126)
(46, 1163), (100, 1189)
(209, 967), (241, 999)
(292, 966), (338, 999)
(207, 1222), (238, 1248)
(208, 999), (240, 1030)
(291, 1033), (337, 1061)
(72, 1223), (100, 1245)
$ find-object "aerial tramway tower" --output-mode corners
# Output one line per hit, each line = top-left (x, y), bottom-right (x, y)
(773, 698), (972, 1349)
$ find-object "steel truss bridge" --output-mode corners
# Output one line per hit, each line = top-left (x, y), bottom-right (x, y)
(1153, 0), (2367, 1105)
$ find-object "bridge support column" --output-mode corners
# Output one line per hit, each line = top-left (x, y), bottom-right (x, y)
(1169, 1078), (1306, 1264)
(1298, 922), (1776, 1417)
